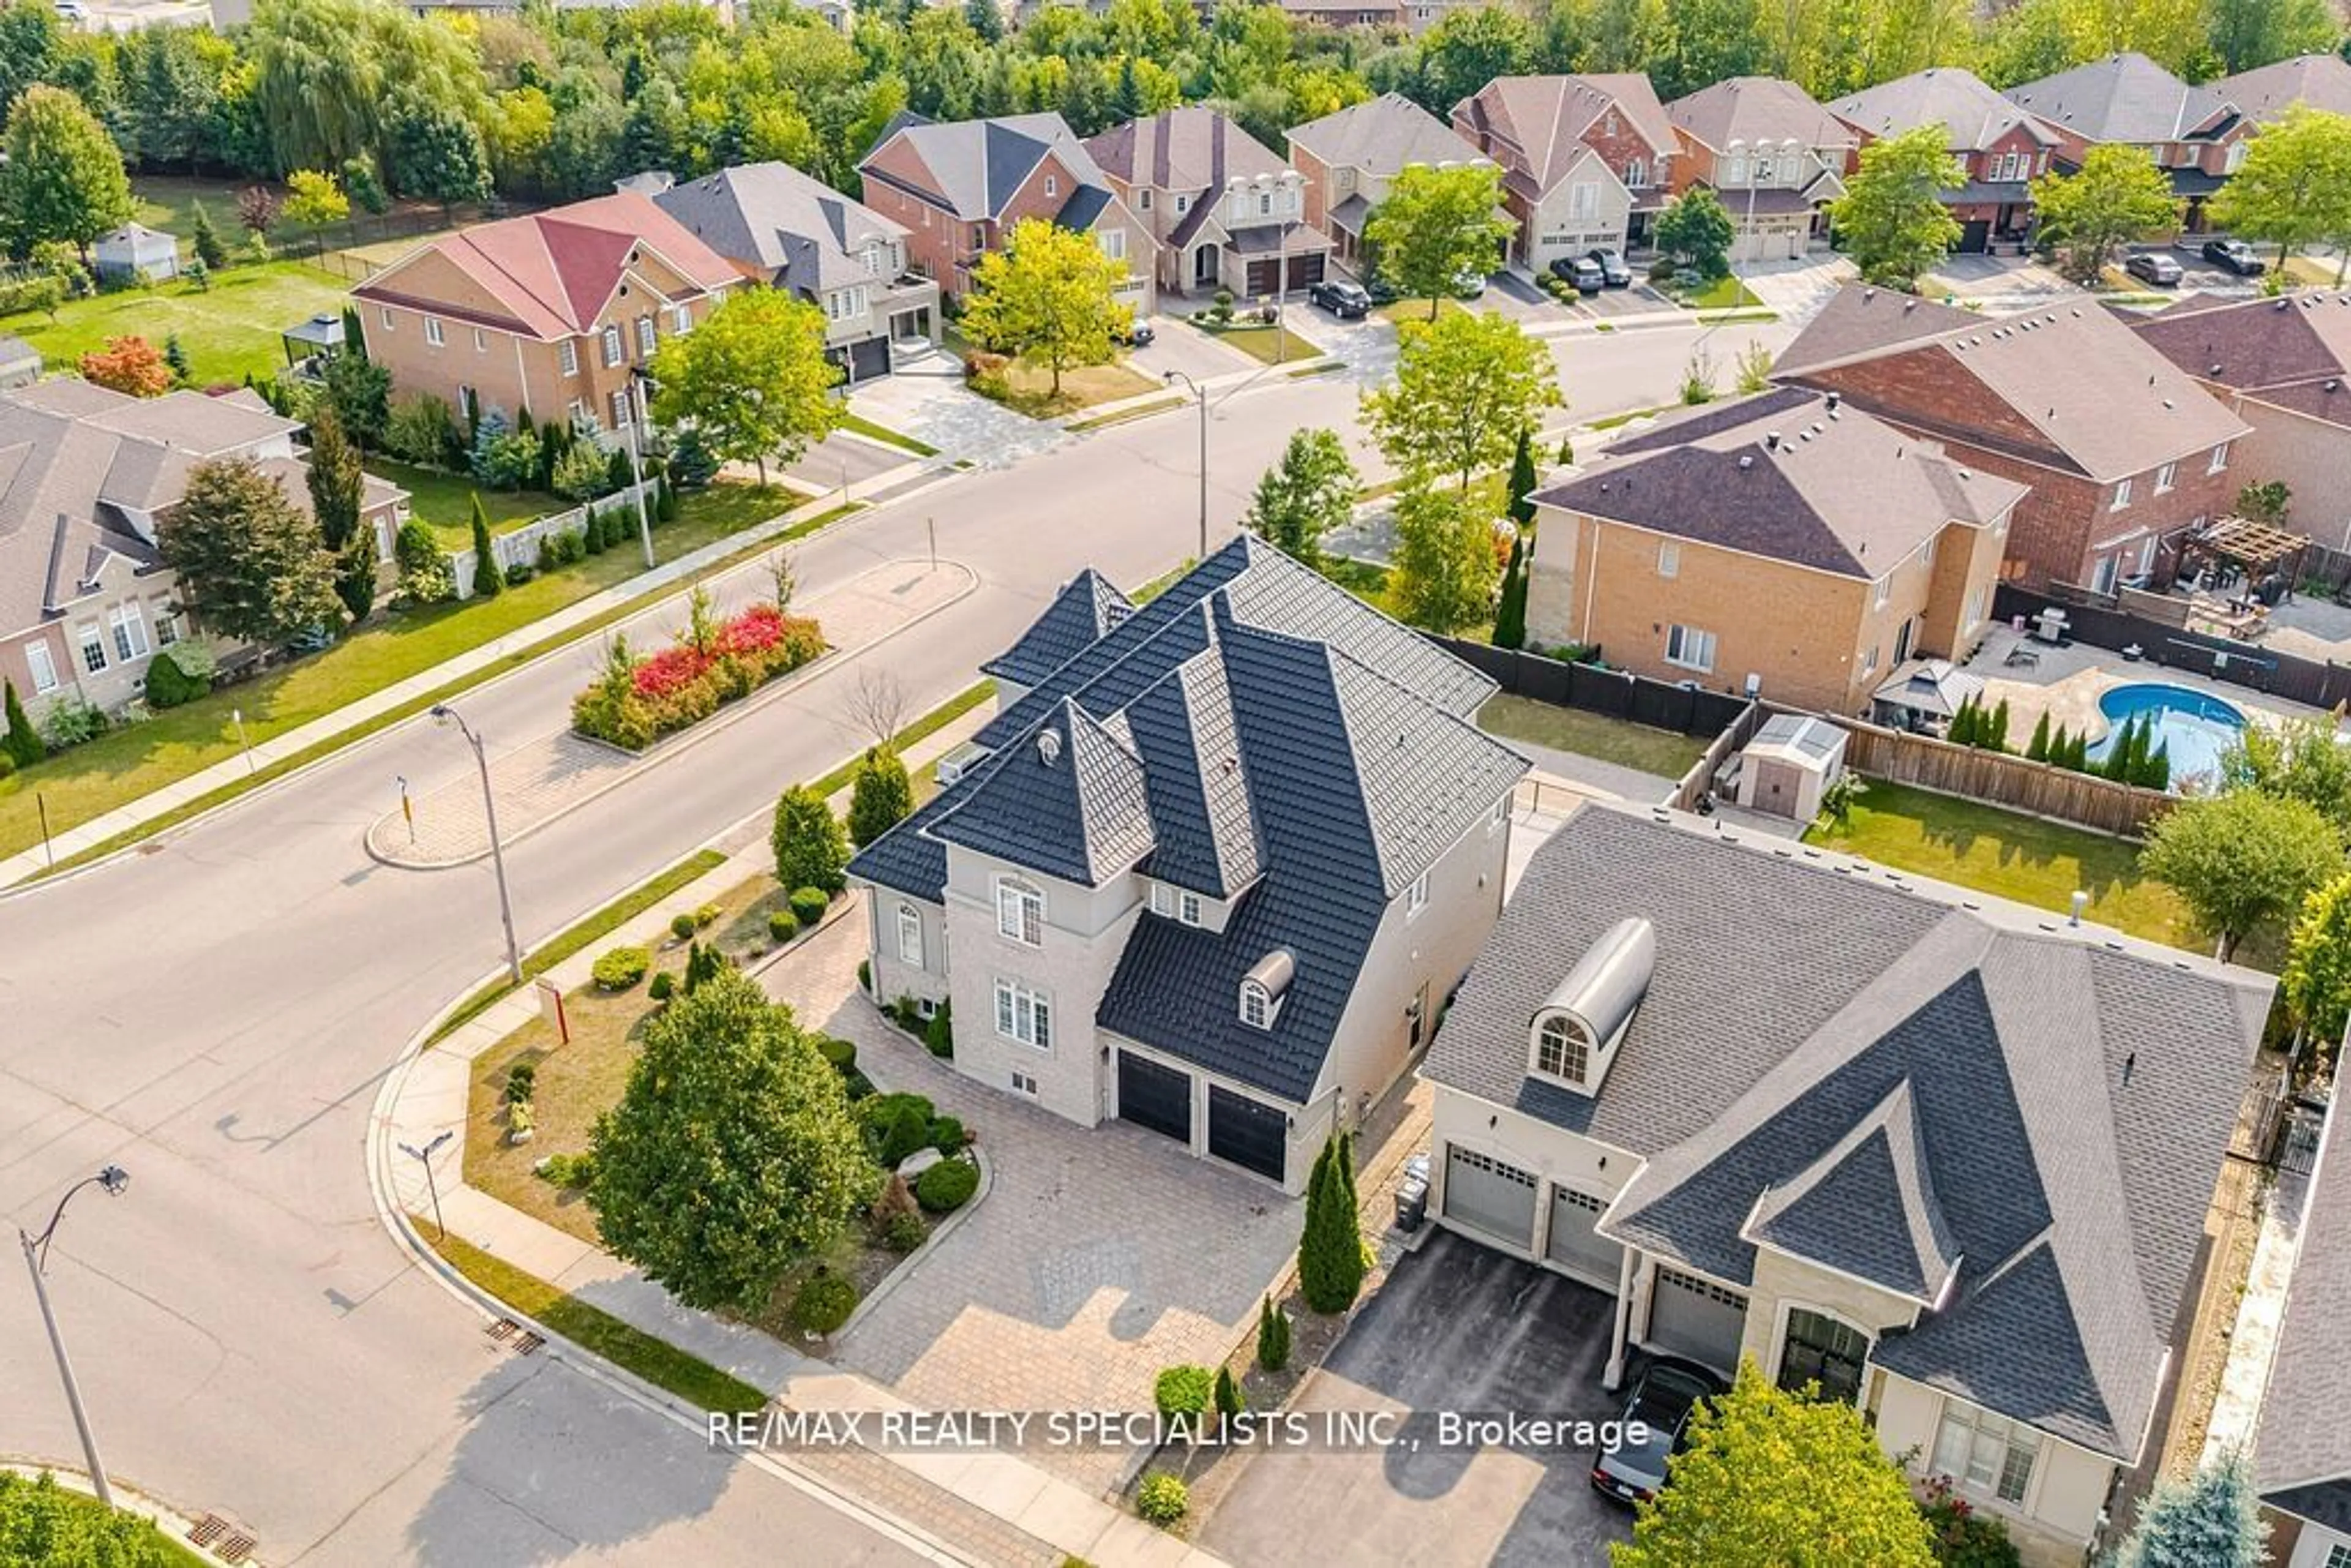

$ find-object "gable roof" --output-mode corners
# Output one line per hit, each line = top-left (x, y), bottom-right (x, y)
(2005, 53), (2239, 146)
(1455, 75), (1677, 192)
(983, 568), (1134, 689)
(1775, 285), (2251, 480)
(652, 162), (907, 297)
(860, 113), (1114, 222)
(1668, 76), (1855, 156)
(2256, 1098), (2351, 1531)
(2214, 52), (2351, 124)
(1423, 805), (2270, 1461)
(1085, 107), (1288, 195)
(1287, 92), (1489, 177)
(1533, 386), (2023, 578)
(1828, 67), (2061, 153)
(354, 192), (739, 341)
(2131, 291), (2351, 432)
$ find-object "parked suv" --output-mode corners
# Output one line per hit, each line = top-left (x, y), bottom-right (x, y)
(1308, 279), (1373, 318)
(1587, 249), (1632, 288)
(1553, 255), (1605, 295)
(2202, 238), (2266, 276)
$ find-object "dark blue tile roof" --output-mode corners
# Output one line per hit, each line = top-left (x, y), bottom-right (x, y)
(928, 699), (1155, 887)
(981, 568), (1133, 689)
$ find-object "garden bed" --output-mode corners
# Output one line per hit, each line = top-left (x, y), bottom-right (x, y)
(570, 596), (825, 749)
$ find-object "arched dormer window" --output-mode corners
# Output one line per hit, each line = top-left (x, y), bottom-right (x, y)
(1534, 1013), (1592, 1086)
(1242, 980), (1273, 1029)
(1240, 948), (1295, 1030)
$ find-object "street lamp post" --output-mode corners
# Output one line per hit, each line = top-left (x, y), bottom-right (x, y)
(1164, 370), (1208, 560)
(430, 703), (523, 986)
(20, 1165), (129, 1509)
(624, 373), (656, 571)
(399, 1131), (454, 1240)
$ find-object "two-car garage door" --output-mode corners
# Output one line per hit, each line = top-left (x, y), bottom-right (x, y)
(1118, 1051), (1290, 1184)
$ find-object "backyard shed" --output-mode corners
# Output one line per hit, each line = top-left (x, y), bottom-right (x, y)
(93, 223), (179, 283)
(1736, 714), (1847, 822)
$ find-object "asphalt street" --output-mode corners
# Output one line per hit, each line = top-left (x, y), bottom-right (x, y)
(0, 315), (1785, 1564)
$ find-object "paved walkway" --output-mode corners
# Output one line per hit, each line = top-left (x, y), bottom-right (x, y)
(0, 463), (935, 891)
(365, 561), (975, 868)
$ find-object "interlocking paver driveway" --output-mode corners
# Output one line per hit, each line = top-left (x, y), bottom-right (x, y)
(759, 903), (1302, 1492)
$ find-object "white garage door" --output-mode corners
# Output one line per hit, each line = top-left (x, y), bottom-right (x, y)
(1545, 1185), (1621, 1288)
(1444, 1144), (1537, 1250)
(1648, 1267), (1747, 1375)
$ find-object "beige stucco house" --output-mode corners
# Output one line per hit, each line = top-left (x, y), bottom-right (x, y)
(848, 538), (1528, 1192)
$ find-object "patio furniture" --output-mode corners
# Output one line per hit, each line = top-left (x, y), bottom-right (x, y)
(2003, 643), (2041, 669)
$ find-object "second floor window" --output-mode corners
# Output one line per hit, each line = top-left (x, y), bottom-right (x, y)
(996, 876), (1043, 946)
(601, 325), (623, 367)
(560, 340), (579, 377)
(1657, 542), (1679, 579)
(2210, 441), (2231, 473)
(77, 623), (105, 675)
(896, 903), (923, 966)
(26, 639), (58, 694)
(423, 317), (445, 347)
(2156, 461), (2177, 493)
(1138, 189), (1152, 210)
(1625, 159), (1646, 187)
(2112, 478), (2132, 511)
(636, 317), (656, 358)
(994, 978), (1051, 1048)
(108, 602), (149, 663)
(1407, 873), (1429, 918)
(1535, 1015), (1589, 1084)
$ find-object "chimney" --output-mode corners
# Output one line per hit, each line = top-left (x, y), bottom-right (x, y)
(1765, 431), (1781, 450)
(2069, 890), (2088, 926)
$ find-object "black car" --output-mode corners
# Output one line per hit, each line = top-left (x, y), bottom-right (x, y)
(1591, 1358), (1722, 1506)
(1551, 255), (1605, 295)
(2126, 252), (2183, 287)
(1365, 272), (1401, 305)
(2202, 238), (2266, 276)
(1588, 249), (1633, 288)
(1308, 279), (1373, 318)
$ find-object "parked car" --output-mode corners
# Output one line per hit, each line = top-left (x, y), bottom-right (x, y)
(1587, 249), (1632, 288)
(2202, 238), (2266, 277)
(1551, 256), (1605, 295)
(1113, 320), (1155, 347)
(2126, 252), (2183, 287)
(1308, 279), (1373, 318)
(1591, 1358), (1722, 1506)
(1365, 272), (1401, 305)
(1452, 268), (1488, 299)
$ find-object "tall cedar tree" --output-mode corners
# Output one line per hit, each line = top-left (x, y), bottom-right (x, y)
(335, 517), (379, 623)
(157, 457), (342, 647)
(1493, 532), (1529, 648)
(190, 202), (226, 269)
(772, 785), (849, 893)
(1256, 1294), (1291, 1371)
(3, 679), (40, 768)
(1297, 1133), (1365, 1313)
(847, 746), (916, 848)
(306, 403), (366, 552)
(1506, 426), (1538, 527)
(468, 493), (501, 598)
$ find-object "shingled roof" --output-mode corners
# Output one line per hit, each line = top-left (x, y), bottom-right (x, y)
(2131, 291), (2351, 432)
(2004, 53), (2238, 148)
(1829, 67), (2060, 154)
(2257, 1098), (2351, 1532)
(859, 112), (1119, 224)
(1454, 74), (1678, 192)
(653, 162), (909, 296)
(1667, 76), (1854, 157)
(2213, 51), (2351, 124)
(1287, 92), (1488, 178)
(1423, 805), (2271, 1461)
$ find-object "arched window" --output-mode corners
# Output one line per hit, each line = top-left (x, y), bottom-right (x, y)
(896, 902), (923, 967)
(1535, 1014), (1591, 1085)
(1779, 1308), (1871, 1406)
(995, 876), (1043, 946)
(1241, 980), (1272, 1030)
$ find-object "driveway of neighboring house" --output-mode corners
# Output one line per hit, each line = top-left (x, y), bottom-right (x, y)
(757, 904), (1302, 1495)
(1731, 252), (1856, 326)
(787, 427), (918, 496)
(847, 354), (1072, 469)
(1198, 1229), (1637, 1568)
(1134, 317), (1261, 384)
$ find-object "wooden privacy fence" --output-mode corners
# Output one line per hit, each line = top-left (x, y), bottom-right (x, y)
(1836, 719), (2171, 838)
(1674, 699), (1767, 811)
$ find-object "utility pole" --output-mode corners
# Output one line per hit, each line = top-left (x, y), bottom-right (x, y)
(1164, 370), (1208, 560)
(431, 703), (523, 985)
(624, 373), (655, 571)
(21, 1165), (129, 1510)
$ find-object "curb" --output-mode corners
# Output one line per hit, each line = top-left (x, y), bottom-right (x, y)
(0, 1459), (261, 1566)
(361, 558), (980, 871)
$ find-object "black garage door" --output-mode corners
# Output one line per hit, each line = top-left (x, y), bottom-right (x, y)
(844, 336), (891, 383)
(1284, 253), (1325, 291)
(1207, 1086), (1287, 1181)
(1957, 218), (1991, 253)
(1245, 258), (1280, 297)
(1119, 1051), (1191, 1144)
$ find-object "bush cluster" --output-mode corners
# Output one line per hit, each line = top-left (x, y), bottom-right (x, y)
(1153, 1365), (1213, 1420)
(789, 885), (831, 926)
(648, 970), (677, 1002)
(1136, 1472), (1188, 1528)
(591, 947), (650, 990)
(816, 1035), (857, 1071)
(572, 606), (824, 749)
(790, 1268), (859, 1334)
(142, 643), (212, 709)
(768, 909), (800, 943)
(915, 1156), (978, 1214)
(536, 1151), (595, 1188)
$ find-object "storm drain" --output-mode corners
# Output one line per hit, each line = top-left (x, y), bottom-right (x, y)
(486, 1317), (546, 1355)
(187, 1514), (257, 1562)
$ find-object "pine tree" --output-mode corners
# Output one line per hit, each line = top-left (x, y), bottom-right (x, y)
(3, 679), (42, 768)
(656, 473), (678, 522)
(2103, 718), (2139, 782)
(1948, 700), (1975, 746)
(2064, 730), (2090, 771)
(2114, 1449), (2267, 1568)
(162, 333), (191, 386)
(1297, 1134), (1366, 1314)
(1492, 533), (1528, 650)
(1256, 1295), (1291, 1372)
(2142, 742), (2172, 792)
(2027, 711), (2051, 762)
(1506, 426), (1538, 527)
(1987, 697), (2010, 752)
(1213, 1365), (1245, 1429)
(848, 746), (915, 847)
(190, 201), (225, 270)
(469, 493), (501, 598)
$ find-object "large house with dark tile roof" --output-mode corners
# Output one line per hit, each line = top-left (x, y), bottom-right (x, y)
(1524, 387), (2023, 713)
(1773, 284), (2250, 592)
(2131, 291), (2351, 553)
(1828, 67), (2063, 253)
(849, 538), (1528, 1190)
(1451, 74), (1678, 268)
(1423, 803), (2272, 1566)
(1664, 77), (1854, 263)
(1084, 107), (1330, 299)
(857, 111), (1155, 313)
(1286, 92), (1491, 269)
(2003, 53), (2248, 231)
(2255, 1095), (2351, 1568)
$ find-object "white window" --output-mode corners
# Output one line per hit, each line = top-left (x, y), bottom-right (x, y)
(1873, 576), (1891, 609)
(1098, 228), (1126, 262)
(24, 639), (59, 694)
(1657, 542), (1679, 579)
(1932, 1405), (2036, 1506)
(1726, 155), (1748, 185)
(473, 327), (487, 353)
(1861, 642), (1880, 678)
(1535, 1015), (1589, 1085)
(1491, 795), (1509, 833)
(77, 623), (106, 675)
(1179, 890), (1202, 926)
(2155, 461), (2177, 493)
(152, 603), (179, 647)
(1605, 112), (1618, 135)
(670, 304), (693, 333)
(1407, 873), (1430, 918)
(1174, 194), (1188, 214)
(108, 602), (149, 663)
(567, 397), (587, 427)
(1569, 182), (1599, 220)
(602, 324), (623, 367)
(560, 340), (579, 377)
(1240, 980), (1276, 1029)
(996, 876), (1044, 946)
(2110, 478), (2132, 510)
(1625, 159), (1646, 188)
(2209, 441), (2230, 473)
(993, 978), (1052, 1048)
(895, 903), (923, 967)
(1665, 624), (1717, 673)
(1010, 1069), (1039, 1097)
(1138, 188), (1152, 210)
(610, 388), (632, 428)
(1965, 585), (1985, 630)
(1150, 882), (1173, 916)
(423, 317), (445, 347)
(969, 223), (986, 248)
(1045, 174), (1058, 198)
(2137, 533), (2159, 577)
(380, 307), (394, 331)
(636, 316), (656, 358)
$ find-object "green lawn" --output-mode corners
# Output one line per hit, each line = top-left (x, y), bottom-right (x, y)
(1805, 778), (2197, 950)
(1478, 692), (1712, 779)
(836, 411), (938, 457)
(1193, 320), (1322, 366)
(0, 1475), (211, 1567)
(1681, 275), (1765, 310)
(1374, 297), (1472, 326)
(372, 459), (564, 547)
(0, 259), (350, 388)
(0, 482), (786, 862)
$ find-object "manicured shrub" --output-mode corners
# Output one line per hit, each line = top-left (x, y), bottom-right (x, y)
(143, 643), (210, 708)
(1153, 1365), (1213, 1421)
(536, 1151), (596, 1188)
(671, 912), (698, 940)
(915, 1157), (978, 1213)
(1257, 1295), (1291, 1371)
(395, 519), (454, 604)
(39, 696), (107, 751)
(692, 902), (721, 928)
(769, 909), (800, 942)
(1214, 1365), (1245, 1424)
(1299, 1132), (1366, 1314)
(648, 970), (676, 1002)
(849, 746), (915, 847)
(866, 1092), (939, 1168)
(817, 1035), (857, 1071)
(591, 947), (650, 990)
(928, 1114), (966, 1156)
(503, 1062), (536, 1105)
(572, 606), (825, 749)
(790, 1268), (859, 1334)
(503, 560), (534, 586)
(1137, 1472), (1188, 1528)
(880, 1208), (928, 1251)
(771, 787), (849, 893)
(789, 885), (831, 927)
(857, 958), (872, 994)
(506, 1100), (534, 1143)
(924, 1003), (954, 1060)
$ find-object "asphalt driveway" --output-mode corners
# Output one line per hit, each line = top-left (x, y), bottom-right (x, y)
(1199, 1229), (1637, 1567)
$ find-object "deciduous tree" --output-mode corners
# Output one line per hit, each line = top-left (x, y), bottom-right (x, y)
(959, 216), (1131, 399)
(1390, 479), (1502, 634)
(2220, 716), (2351, 835)
(2142, 788), (2343, 959)
(2211, 105), (2351, 277)
(590, 967), (879, 1313)
(157, 457), (343, 647)
(1362, 309), (1561, 492)
(1655, 186), (1736, 279)
(282, 167), (350, 228)
(0, 83), (132, 260)
(2031, 145), (2180, 283)
(1362, 162), (1513, 319)
(2283, 871), (2351, 1060)
(78, 336), (172, 397)
(647, 287), (842, 487)
(1244, 427), (1358, 565)
(1831, 122), (1965, 290)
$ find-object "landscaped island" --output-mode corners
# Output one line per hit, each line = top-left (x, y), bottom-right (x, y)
(571, 589), (823, 749)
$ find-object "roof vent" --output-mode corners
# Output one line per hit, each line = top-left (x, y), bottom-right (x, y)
(1738, 454), (1753, 469)
(2210, 364), (2224, 376)
(1037, 729), (1063, 767)
(1826, 391), (1841, 411)
(2069, 889), (2088, 926)
(1766, 430), (1781, 449)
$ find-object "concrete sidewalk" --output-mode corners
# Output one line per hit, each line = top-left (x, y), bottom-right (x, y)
(378, 709), (1229, 1568)
(0, 457), (943, 891)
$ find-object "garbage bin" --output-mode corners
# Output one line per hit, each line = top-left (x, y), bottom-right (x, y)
(1394, 1177), (1428, 1232)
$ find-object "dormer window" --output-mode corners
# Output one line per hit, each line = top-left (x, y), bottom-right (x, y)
(1534, 1014), (1592, 1086)
(1242, 980), (1274, 1029)
(1240, 948), (1294, 1030)
(1527, 917), (1654, 1098)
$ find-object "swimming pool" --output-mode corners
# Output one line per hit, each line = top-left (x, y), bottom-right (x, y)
(2090, 683), (2247, 787)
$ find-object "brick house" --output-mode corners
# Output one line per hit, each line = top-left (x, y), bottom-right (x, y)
(1524, 387), (2022, 713)
(2131, 292), (2351, 552)
(1452, 75), (1678, 267)
(1665, 77), (1854, 263)
(2214, 51), (2351, 125)
(1828, 69), (2063, 253)
(0, 381), (407, 721)
(1287, 92), (1491, 269)
(2004, 53), (2249, 231)
(1084, 107), (1332, 299)
(857, 111), (1155, 314)
(1774, 285), (2249, 592)
(352, 192), (743, 435)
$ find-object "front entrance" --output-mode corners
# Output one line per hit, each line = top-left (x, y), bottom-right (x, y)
(1647, 1267), (1747, 1375)
(1193, 244), (1220, 288)
(1444, 1144), (1538, 1250)
(1207, 1084), (1287, 1181)
(1544, 1185), (1621, 1288)
(1777, 1308), (1870, 1403)
(1118, 1051), (1192, 1144)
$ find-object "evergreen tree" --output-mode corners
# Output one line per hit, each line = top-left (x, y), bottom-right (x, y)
(1256, 1294), (1291, 1371)
(469, 493), (501, 598)
(306, 402), (366, 552)
(772, 784), (849, 893)
(1987, 697), (2010, 752)
(847, 745), (915, 847)
(1298, 1133), (1366, 1313)
(162, 333), (192, 386)
(2114, 1449), (2267, 1568)
(335, 520), (378, 623)
(1506, 425), (1538, 527)
(1213, 1365), (1245, 1428)
(656, 473), (678, 522)
(1948, 700), (1975, 746)
(3, 678), (42, 768)
(2027, 711), (2051, 762)
(2142, 742), (2171, 792)
(1492, 533), (1528, 649)
(190, 201), (225, 269)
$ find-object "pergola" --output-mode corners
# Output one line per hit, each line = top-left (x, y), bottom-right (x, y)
(2179, 514), (2311, 593)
